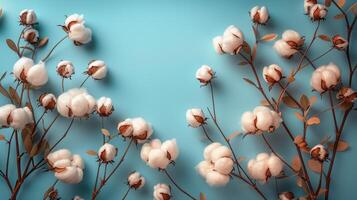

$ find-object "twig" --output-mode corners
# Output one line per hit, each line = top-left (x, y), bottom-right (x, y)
(41, 35), (68, 62)
(163, 169), (197, 200)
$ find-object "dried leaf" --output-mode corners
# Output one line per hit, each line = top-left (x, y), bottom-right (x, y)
(294, 112), (304, 122)
(308, 159), (322, 173)
(318, 34), (331, 41)
(300, 95), (310, 110)
(0, 134), (5, 141)
(101, 128), (110, 137)
(318, 188), (328, 196)
(288, 74), (295, 83)
(0, 84), (9, 98)
(282, 96), (299, 109)
(242, 41), (251, 55)
(337, 0), (346, 7)
(23, 134), (33, 154)
(260, 33), (277, 42)
(86, 150), (97, 156)
(38, 37), (49, 48)
(243, 78), (257, 88)
(200, 192), (206, 200)
(9, 86), (20, 105)
(291, 155), (302, 172)
(252, 43), (257, 60)
(30, 143), (40, 157)
(325, 0), (332, 7)
(334, 13), (345, 19)
(328, 140), (349, 151)
(306, 116), (320, 126)
(238, 61), (248, 66)
(6, 39), (19, 54)
(260, 99), (270, 106)
(309, 96), (317, 106)
(347, 2), (357, 15)
(227, 131), (241, 141)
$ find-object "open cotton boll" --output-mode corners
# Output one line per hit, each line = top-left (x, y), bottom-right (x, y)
(255, 110), (274, 131)
(241, 111), (256, 133)
(71, 95), (91, 117)
(309, 4), (327, 21)
(250, 6), (269, 24)
(186, 108), (205, 128)
(282, 30), (302, 44)
(222, 25), (244, 54)
(57, 60), (74, 78)
(147, 149), (170, 169)
(0, 104), (16, 127)
(196, 161), (213, 177)
(13, 57), (34, 81)
(23, 28), (39, 44)
(87, 60), (107, 80)
(251, 160), (269, 181)
(267, 155), (283, 176)
(55, 166), (83, 184)
(131, 117), (152, 143)
(196, 65), (214, 86)
(332, 35), (348, 50)
(310, 63), (340, 93)
(96, 97), (113, 117)
(39, 93), (57, 110)
(210, 146), (232, 163)
(98, 143), (117, 163)
(9, 107), (33, 129)
(65, 14), (84, 30)
(140, 143), (152, 162)
(117, 119), (133, 137)
(47, 149), (72, 165)
(26, 61), (48, 87)
(206, 171), (230, 186)
(304, 0), (317, 14)
(71, 154), (84, 169)
(68, 23), (92, 45)
(203, 142), (221, 161)
(161, 139), (179, 161)
(274, 40), (297, 58)
(153, 184), (171, 200)
(263, 64), (283, 84)
(57, 88), (95, 118)
(214, 157), (233, 175)
(212, 36), (224, 54)
(128, 171), (145, 189)
(19, 9), (37, 25)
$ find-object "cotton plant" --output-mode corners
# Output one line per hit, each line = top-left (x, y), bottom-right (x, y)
(187, 1), (357, 200)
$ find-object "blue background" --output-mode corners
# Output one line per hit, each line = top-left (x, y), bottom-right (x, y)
(0, 0), (356, 199)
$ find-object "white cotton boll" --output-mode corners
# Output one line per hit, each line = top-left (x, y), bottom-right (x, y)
(53, 158), (71, 169)
(128, 171), (145, 189)
(325, 63), (341, 79)
(186, 108), (205, 128)
(57, 60), (74, 78)
(262, 64), (283, 84)
(19, 9), (37, 25)
(39, 93), (57, 110)
(196, 65), (214, 85)
(214, 157), (233, 175)
(26, 61), (48, 87)
(256, 153), (269, 162)
(71, 95), (90, 117)
(311, 64), (340, 93)
(23, 28), (39, 44)
(57, 88), (95, 118)
(310, 70), (323, 92)
(255, 110), (273, 132)
(87, 60), (107, 80)
(9, 107), (33, 129)
(212, 36), (224, 54)
(267, 154), (283, 176)
(304, 0), (316, 14)
(153, 184), (171, 200)
(196, 161), (213, 178)
(13, 57), (34, 81)
(271, 111), (282, 130)
(68, 23), (92, 45)
(211, 146), (232, 163)
(161, 139), (179, 161)
(282, 30), (301, 43)
(205, 171), (230, 186)
(247, 159), (256, 178)
(147, 149), (170, 169)
(0, 104), (16, 127)
(140, 143), (152, 162)
(310, 4), (327, 21)
(55, 166), (83, 184)
(203, 142), (221, 161)
(251, 160), (268, 181)
(150, 139), (162, 149)
(222, 25), (244, 54)
(250, 6), (269, 24)
(98, 143), (117, 162)
(117, 119), (133, 137)
(96, 97), (113, 117)
(65, 14), (84, 29)
(241, 111), (256, 133)
(131, 117), (152, 143)
(274, 40), (297, 58)
(56, 92), (73, 117)
(321, 70), (338, 88)
(47, 149), (72, 165)
(71, 154), (84, 169)
(223, 25), (244, 39)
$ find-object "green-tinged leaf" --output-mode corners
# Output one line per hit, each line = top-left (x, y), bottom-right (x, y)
(6, 39), (19, 54)
(86, 150), (97, 156)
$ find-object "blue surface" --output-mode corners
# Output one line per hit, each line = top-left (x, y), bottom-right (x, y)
(0, 0), (356, 199)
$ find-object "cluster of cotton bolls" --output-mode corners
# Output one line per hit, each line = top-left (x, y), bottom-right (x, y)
(274, 30), (305, 58)
(140, 139), (179, 169)
(117, 117), (153, 143)
(303, 0), (327, 21)
(197, 143), (234, 186)
(19, 9), (41, 45)
(0, 104), (33, 129)
(247, 153), (283, 183)
(13, 57), (48, 87)
(241, 106), (281, 134)
(64, 14), (92, 45)
(153, 183), (171, 200)
(310, 63), (340, 93)
(46, 149), (84, 184)
(212, 25), (245, 55)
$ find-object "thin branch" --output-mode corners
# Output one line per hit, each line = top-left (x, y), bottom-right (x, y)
(163, 169), (197, 200)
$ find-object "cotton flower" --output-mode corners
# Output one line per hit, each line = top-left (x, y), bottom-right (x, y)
(196, 65), (214, 86)
(127, 171), (145, 189)
(64, 14), (92, 45)
(262, 64), (283, 85)
(13, 57), (48, 87)
(304, 0), (317, 14)
(213, 25), (244, 55)
(247, 153), (283, 183)
(310, 63), (340, 93)
(86, 60), (107, 80)
(279, 192), (295, 200)
(117, 119), (134, 137)
(241, 106), (281, 134)
(19, 9), (37, 25)
(274, 30), (304, 58)
(57, 60), (74, 78)
(212, 36), (224, 54)
(141, 139), (178, 169)
(310, 144), (328, 162)
(47, 149), (84, 184)
(332, 35), (348, 50)
(39, 93), (57, 110)
(153, 184), (171, 200)
(98, 143), (117, 163)
(337, 87), (357, 103)
(23, 28), (39, 44)
(57, 88), (96, 118)
(250, 6), (269, 24)
(0, 104), (16, 128)
(197, 143), (233, 186)
(186, 108), (206, 128)
(96, 97), (113, 117)
(309, 4), (327, 21)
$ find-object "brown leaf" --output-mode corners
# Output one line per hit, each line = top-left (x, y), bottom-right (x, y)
(0, 134), (5, 141)
(318, 188), (328, 196)
(325, 0), (332, 7)
(30, 143), (40, 157)
(337, 0), (346, 7)
(243, 78), (257, 88)
(328, 140), (349, 152)
(334, 13), (345, 19)
(101, 128), (111, 137)
(294, 112), (304, 122)
(9, 86), (20, 105)
(309, 96), (318, 106)
(260, 99), (270, 106)
(282, 96), (299, 109)
(291, 155), (302, 172)
(38, 37), (49, 48)
(260, 33), (277, 42)
(306, 116), (320, 126)
(238, 61), (248, 65)
(300, 95), (310, 110)
(86, 150), (97, 156)
(288, 74), (295, 83)
(0, 84), (9, 98)
(200, 192), (206, 200)
(308, 159), (322, 173)
(6, 39), (19, 54)
(242, 41), (251, 55)
(227, 131), (241, 141)
(23, 134), (33, 154)
(347, 2), (357, 15)
(318, 34), (331, 41)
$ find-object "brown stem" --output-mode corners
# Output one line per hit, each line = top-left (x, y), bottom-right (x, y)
(209, 82), (216, 120)
(163, 169), (197, 200)
(201, 125), (213, 142)
(14, 131), (21, 180)
(41, 35), (68, 62)
(231, 172), (268, 200)
(121, 187), (131, 200)
(314, 162), (324, 196)
(80, 75), (90, 87)
(92, 163), (102, 194)
(49, 118), (75, 152)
